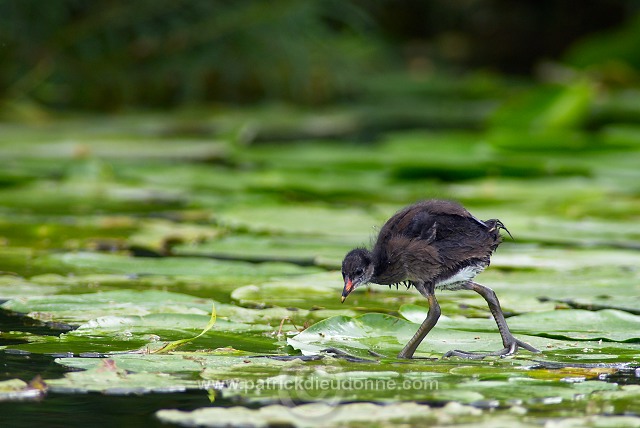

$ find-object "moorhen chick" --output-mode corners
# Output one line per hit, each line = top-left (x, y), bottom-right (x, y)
(341, 199), (539, 359)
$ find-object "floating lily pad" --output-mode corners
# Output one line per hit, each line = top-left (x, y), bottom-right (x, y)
(289, 311), (640, 365)
(47, 358), (200, 394)
(232, 275), (339, 308)
(49, 345), (635, 414)
(215, 203), (380, 239)
(0, 378), (45, 402)
(36, 252), (320, 279)
(156, 402), (483, 428)
(1, 290), (212, 323)
(287, 312), (544, 359)
(173, 234), (353, 269)
(399, 305), (640, 343)
(0, 275), (67, 300)
(0, 287), (330, 354)
(504, 310), (640, 343)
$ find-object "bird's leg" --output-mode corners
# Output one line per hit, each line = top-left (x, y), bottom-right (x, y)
(398, 282), (440, 359)
(443, 281), (540, 359)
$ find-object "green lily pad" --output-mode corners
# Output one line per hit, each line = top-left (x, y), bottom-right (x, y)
(173, 234), (352, 269)
(50, 346), (634, 412)
(0, 289), (308, 354)
(231, 273), (341, 308)
(156, 402), (484, 428)
(36, 252), (320, 279)
(287, 313), (545, 359)
(56, 352), (259, 371)
(289, 311), (640, 364)
(215, 203), (380, 239)
(0, 379), (45, 402)
(400, 305), (640, 343)
(127, 218), (222, 253)
(231, 271), (419, 314)
(0, 177), (185, 215)
(47, 358), (201, 394)
(505, 310), (640, 343)
(0, 275), (67, 299)
(1, 290), (212, 323)
(539, 415), (640, 428)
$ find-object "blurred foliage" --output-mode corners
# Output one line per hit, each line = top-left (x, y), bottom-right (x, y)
(2, 0), (640, 112)
(0, 0), (381, 109)
(565, 10), (640, 84)
(491, 81), (594, 131)
(368, 0), (634, 73)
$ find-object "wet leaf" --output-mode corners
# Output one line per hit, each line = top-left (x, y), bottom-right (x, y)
(1, 290), (212, 323)
(156, 402), (482, 428)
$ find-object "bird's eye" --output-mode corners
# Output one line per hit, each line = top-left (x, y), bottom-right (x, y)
(355, 268), (364, 276)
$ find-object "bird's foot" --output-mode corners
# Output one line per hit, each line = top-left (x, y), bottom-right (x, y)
(443, 338), (540, 360)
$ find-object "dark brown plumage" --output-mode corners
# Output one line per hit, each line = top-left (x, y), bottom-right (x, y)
(341, 199), (538, 359)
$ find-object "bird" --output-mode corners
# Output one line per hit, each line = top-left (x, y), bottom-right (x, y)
(340, 199), (539, 359)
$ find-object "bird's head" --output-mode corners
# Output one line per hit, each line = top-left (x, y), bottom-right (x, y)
(341, 248), (374, 303)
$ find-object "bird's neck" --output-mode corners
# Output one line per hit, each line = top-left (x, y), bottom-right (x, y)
(370, 247), (388, 282)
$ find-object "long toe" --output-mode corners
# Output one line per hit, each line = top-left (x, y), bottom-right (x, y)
(516, 339), (540, 353)
(443, 345), (526, 359)
(501, 336), (540, 355)
(443, 349), (491, 360)
(444, 339), (540, 359)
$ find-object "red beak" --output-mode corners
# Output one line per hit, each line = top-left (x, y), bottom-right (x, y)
(341, 278), (353, 303)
